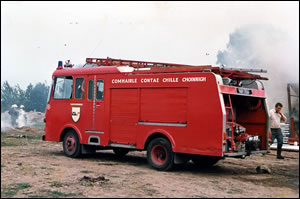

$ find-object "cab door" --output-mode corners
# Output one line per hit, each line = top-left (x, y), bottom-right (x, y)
(93, 76), (105, 132)
(84, 75), (106, 145)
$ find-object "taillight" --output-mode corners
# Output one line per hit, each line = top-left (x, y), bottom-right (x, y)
(43, 118), (46, 123)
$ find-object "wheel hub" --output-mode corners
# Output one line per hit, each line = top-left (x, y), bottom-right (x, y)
(151, 144), (167, 165)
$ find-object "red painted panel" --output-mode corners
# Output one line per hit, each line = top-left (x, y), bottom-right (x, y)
(140, 88), (187, 123)
(219, 85), (237, 94)
(110, 89), (139, 145)
(251, 89), (266, 97)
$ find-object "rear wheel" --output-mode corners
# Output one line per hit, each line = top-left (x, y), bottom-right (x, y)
(191, 155), (221, 168)
(147, 137), (174, 171)
(113, 148), (129, 157)
(63, 130), (81, 158)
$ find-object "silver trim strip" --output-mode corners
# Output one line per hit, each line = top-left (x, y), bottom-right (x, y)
(138, 122), (187, 127)
(92, 75), (96, 130)
(224, 152), (247, 157)
(85, 130), (104, 134)
(70, 103), (83, 106)
(108, 143), (136, 149)
(213, 73), (226, 157)
(221, 91), (265, 98)
(264, 98), (270, 148)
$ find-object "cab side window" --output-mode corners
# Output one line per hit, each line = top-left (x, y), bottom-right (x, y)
(88, 80), (93, 100)
(96, 80), (104, 100)
(75, 78), (85, 99)
(53, 76), (73, 99)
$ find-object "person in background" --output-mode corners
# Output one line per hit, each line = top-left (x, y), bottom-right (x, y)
(269, 102), (287, 159)
(8, 104), (19, 128)
(17, 105), (27, 128)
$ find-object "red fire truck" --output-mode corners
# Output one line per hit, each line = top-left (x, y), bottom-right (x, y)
(43, 57), (270, 171)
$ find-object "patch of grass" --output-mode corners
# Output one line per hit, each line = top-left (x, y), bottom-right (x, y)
(227, 188), (244, 194)
(145, 188), (157, 196)
(42, 190), (81, 198)
(28, 194), (47, 198)
(138, 185), (158, 197)
(1, 183), (31, 198)
(1, 137), (25, 147)
(109, 175), (120, 178)
(17, 162), (22, 166)
(81, 182), (94, 187)
(27, 189), (81, 198)
(1, 131), (44, 147)
(80, 170), (93, 174)
(41, 167), (47, 169)
(49, 181), (66, 188)
(192, 195), (208, 198)
(1, 165), (5, 168)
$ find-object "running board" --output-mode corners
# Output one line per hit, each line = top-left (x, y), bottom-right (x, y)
(108, 143), (136, 149)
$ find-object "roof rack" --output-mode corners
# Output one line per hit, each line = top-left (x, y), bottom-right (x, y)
(85, 57), (268, 80)
(86, 57), (209, 68)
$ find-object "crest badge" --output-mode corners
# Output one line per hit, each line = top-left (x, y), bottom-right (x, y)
(71, 107), (81, 122)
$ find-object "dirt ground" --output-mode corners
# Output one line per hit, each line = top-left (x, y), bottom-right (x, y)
(1, 129), (299, 198)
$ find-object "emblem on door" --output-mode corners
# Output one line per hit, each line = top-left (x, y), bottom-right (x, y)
(71, 107), (81, 122)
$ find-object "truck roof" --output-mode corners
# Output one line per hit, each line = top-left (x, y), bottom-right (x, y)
(53, 66), (121, 76)
(53, 57), (268, 80)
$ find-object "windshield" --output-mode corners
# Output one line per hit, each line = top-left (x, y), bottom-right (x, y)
(46, 78), (53, 103)
(73, 63), (99, 68)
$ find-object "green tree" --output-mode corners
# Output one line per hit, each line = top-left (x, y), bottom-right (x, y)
(30, 82), (50, 112)
(24, 83), (34, 112)
(1, 81), (17, 112)
(1, 81), (50, 113)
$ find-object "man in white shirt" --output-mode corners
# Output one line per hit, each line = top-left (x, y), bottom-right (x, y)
(269, 102), (287, 159)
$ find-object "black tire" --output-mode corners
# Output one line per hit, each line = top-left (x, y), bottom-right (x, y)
(63, 130), (81, 158)
(147, 137), (174, 171)
(192, 155), (221, 168)
(113, 148), (129, 157)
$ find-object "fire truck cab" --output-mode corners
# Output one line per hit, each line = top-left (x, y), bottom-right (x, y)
(43, 58), (270, 171)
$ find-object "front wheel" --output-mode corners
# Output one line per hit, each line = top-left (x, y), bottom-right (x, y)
(63, 130), (81, 158)
(147, 138), (174, 171)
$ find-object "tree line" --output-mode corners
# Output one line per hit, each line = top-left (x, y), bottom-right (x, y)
(1, 81), (50, 113)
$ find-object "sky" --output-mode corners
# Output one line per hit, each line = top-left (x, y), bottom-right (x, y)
(1, 1), (299, 89)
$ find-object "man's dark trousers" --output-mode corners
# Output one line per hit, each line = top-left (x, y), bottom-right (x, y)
(271, 128), (284, 159)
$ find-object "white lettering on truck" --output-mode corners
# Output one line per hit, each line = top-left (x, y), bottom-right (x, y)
(182, 77), (206, 82)
(112, 78), (137, 84)
(141, 78), (159, 83)
(111, 77), (206, 84)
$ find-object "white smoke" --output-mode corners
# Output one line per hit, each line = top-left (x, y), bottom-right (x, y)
(1, 112), (13, 131)
(16, 109), (27, 128)
(217, 24), (299, 115)
(1, 110), (40, 132)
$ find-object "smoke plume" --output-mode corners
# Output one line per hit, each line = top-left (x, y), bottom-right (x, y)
(217, 24), (299, 115)
(1, 111), (44, 132)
